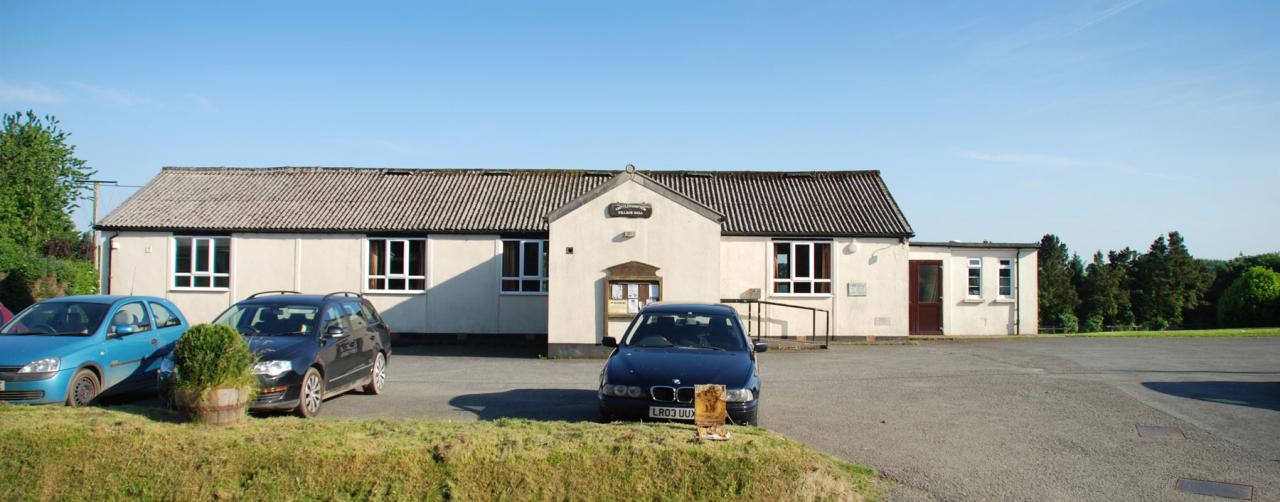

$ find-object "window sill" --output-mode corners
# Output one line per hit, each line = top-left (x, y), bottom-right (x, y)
(169, 288), (230, 293)
(770, 293), (833, 299)
(992, 298), (1016, 304)
(960, 297), (985, 304)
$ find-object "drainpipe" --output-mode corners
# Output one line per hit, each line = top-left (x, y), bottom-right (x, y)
(1015, 249), (1021, 336)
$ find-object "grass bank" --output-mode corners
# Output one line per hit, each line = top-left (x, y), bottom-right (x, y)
(1064, 327), (1280, 338)
(0, 405), (879, 501)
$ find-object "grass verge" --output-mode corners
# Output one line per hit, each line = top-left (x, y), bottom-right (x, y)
(0, 404), (880, 501)
(1063, 327), (1280, 338)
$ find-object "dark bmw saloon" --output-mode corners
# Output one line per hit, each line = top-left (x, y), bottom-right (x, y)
(159, 291), (390, 417)
(598, 303), (765, 426)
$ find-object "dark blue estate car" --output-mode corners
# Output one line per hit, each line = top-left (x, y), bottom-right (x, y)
(598, 303), (766, 426)
(159, 291), (391, 418)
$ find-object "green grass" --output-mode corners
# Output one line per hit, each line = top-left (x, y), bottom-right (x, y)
(1063, 327), (1280, 338)
(0, 405), (880, 502)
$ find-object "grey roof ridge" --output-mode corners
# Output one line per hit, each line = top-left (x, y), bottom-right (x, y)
(544, 167), (726, 224)
(156, 165), (887, 176)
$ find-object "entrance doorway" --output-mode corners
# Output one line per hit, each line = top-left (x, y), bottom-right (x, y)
(909, 260), (943, 335)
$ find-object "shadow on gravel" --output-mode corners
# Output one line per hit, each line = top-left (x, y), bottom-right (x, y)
(1142, 381), (1280, 411)
(449, 388), (599, 421)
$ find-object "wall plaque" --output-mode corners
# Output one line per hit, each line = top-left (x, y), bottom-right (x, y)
(607, 203), (652, 218)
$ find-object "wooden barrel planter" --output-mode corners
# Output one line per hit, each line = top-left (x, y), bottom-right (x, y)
(174, 386), (254, 426)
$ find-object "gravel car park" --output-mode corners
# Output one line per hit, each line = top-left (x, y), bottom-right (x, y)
(313, 337), (1280, 501)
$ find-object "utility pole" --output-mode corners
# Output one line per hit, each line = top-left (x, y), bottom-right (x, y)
(81, 180), (117, 288)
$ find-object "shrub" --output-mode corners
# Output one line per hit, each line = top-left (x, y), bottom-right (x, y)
(1082, 314), (1105, 333)
(1218, 266), (1280, 327)
(173, 324), (256, 392)
(1144, 317), (1170, 331)
(1056, 311), (1079, 334)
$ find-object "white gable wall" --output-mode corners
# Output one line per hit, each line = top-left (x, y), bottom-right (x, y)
(546, 178), (722, 354)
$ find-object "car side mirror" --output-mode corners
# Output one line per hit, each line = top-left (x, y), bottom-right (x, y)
(601, 336), (617, 348)
(325, 325), (346, 338)
(753, 341), (769, 353)
(112, 324), (137, 336)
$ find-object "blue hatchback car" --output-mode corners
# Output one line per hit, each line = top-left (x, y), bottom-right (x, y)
(0, 295), (188, 406)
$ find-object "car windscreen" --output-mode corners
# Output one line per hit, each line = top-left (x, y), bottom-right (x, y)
(213, 304), (319, 336)
(621, 311), (748, 351)
(0, 302), (109, 336)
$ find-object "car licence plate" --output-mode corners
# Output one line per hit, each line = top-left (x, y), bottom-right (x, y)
(649, 406), (695, 420)
(0, 380), (4, 391)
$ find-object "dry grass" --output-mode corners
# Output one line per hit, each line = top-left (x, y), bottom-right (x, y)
(0, 404), (880, 502)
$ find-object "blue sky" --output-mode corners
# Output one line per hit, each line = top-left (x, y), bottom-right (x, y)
(1, 1), (1276, 259)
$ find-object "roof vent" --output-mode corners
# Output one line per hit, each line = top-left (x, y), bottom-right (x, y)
(784, 172), (814, 178)
(584, 171), (613, 177)
(684, 171), (712, 178)
(384, 169), (411, 176)
(482, 170), (512, 176)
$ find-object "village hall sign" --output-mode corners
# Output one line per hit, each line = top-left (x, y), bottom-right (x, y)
(607, 202), (652, 218)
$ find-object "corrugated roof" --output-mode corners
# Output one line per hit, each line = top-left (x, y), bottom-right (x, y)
(97, 167), (914, 237)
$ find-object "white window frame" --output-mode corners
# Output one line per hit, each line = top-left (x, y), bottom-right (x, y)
(967, 257), (983, 299)
(998, 258), (1014, 299)
(500, 239), (548, 295)
(771, 239), (833, 297)
(364, 237), (427, 293)
(171, 236), (230, 291)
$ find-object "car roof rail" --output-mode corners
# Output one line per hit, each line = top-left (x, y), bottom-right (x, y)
(322, 291), (363, 300)
(247, 290), (302, 299)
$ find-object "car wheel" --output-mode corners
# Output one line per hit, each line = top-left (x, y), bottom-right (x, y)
(296, 367), (325, 418)
(362, 352), (387, 395)
(65, 369), (99, 407)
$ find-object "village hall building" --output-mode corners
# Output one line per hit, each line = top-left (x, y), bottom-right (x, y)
(97, 166), (1039, 357)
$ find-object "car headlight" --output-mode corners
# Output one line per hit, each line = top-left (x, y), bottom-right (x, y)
(251, 360), (292, 378)
(725, 388), (755, 403)
(159, 355), (175, 374)
(18, 357), (59, 373)
(601, 384), (645, 399)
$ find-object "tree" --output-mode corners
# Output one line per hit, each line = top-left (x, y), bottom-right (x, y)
(0, 111), (97, 309)
(0, 111), (93, 256)
(1038, 234), (1080, 329)
(1218, 266), (1280, 327)
(1080, 251), (1128, 331)
(1132, 232), (1211, 329)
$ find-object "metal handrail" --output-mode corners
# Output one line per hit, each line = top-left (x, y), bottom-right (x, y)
(720, 298), (830, 349)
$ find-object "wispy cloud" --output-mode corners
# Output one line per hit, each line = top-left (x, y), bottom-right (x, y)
(0, 81), (65, 104)
(959, 150), (1190, 181)
(958, 151), (1082, 169)
(188, 94), (218, 113)
(66, 81), (149, 107)
(1063, 0), (1146, 37)
(979, 0), (1148, 57)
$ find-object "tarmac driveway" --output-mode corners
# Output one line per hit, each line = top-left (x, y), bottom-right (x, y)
(320, 337), (1280, 501)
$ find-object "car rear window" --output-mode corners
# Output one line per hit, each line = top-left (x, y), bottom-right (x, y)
(622, 311), (747, 351)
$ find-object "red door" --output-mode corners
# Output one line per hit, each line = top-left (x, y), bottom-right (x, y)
(909, 260), (943, 335)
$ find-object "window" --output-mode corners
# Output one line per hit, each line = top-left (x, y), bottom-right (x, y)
(772, 241), (832, 295)
(110, 302), (152, 334)
(501, 239), (548, 293)
(149, 302), (183, 328)
(367, 238), (426, 291)
(173, 236), (230, 289)
(998, 259), (1013, 298)
(967, 258), (982, 298)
